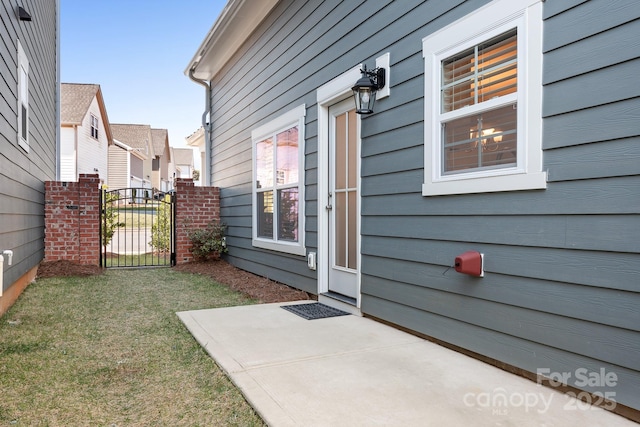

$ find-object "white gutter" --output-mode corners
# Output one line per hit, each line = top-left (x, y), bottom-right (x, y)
(0, 250), (14, 297)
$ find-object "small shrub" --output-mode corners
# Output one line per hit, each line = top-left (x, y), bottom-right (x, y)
(102, 190), (125, 247)
(187, 221), (228, 260)
(150, 194), (172, 253)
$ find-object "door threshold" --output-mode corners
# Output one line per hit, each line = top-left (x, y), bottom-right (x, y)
(319, 292), (361, 316)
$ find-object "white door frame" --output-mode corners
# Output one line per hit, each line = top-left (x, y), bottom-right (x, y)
(316, 65), (363, 310)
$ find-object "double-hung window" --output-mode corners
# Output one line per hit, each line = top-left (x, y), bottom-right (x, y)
(252, 104), (305, 255)
(90, 114), (99, 139)
(17, 41), (29, 152)
(422, 0), (546, 196)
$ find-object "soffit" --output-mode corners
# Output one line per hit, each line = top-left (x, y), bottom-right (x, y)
(186, 0), (279, 81)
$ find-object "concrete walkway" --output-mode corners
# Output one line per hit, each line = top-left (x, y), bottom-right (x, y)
(177, 301), (635, 427)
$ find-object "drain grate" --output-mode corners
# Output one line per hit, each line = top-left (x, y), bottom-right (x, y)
(281, 302), (350, 320)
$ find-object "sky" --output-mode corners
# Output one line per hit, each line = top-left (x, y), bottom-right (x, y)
(60, 0), (227, 167)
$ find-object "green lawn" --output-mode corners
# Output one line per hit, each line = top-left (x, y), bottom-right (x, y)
(0, 269), (264, 426)
(116, 208), (156, 228)
(104, 253), (172, 268)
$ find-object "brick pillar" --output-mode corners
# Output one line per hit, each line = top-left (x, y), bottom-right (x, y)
(44, 174), (101, 265)
(174, 178), (220, 264)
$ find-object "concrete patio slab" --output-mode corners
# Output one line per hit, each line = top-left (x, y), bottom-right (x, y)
(177, 301), (635, 427)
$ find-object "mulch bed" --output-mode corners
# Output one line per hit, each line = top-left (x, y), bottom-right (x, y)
(37, 259), (313, 304)
(37, 260), (104, 278)
(173, 260), (314, 303)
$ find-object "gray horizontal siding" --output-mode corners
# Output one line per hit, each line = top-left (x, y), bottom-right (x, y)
(543, 0), (640, 52)
(1, 0), (58, 292)
(362, 215), (640, 254)
(545, 137), (640, 182)
(206, 0), (640, 413)
(543, 58), (640, 117)
(543, 18), (640, 84)
(360, 0), (640, 411)
(363, 235), (638, 293)
(362, 262), (639, 331)
(362, 177), (640, 214)
(363, 274), (639, 369)
(362, 295), (640, 410)
(544, 98), (639, 149)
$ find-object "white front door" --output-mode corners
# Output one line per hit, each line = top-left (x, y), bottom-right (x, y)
(327, 99), (359, 300)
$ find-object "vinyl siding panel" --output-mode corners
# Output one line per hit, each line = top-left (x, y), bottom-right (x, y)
(107, 145), (129, 189)
(77, 97), (108, 182)
(59, 126), (76, 181)
(0, 0), (58, 296)
(204, 0), (640, 413)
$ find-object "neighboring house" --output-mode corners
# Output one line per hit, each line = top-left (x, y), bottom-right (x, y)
(107, 139), (146, 190)
(60, 83), (113, 183)
(110, 124), (155, 190)
(171, 148), (195, 180)
(151, 128), (171, 191)
(0, 0), (59, 314)
(186, 0), (640, 416)
(186, 127), (205, 185)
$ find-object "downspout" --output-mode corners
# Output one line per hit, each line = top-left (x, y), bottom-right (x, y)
(188, 67), (212, 186)
(0, 250), (13, 297)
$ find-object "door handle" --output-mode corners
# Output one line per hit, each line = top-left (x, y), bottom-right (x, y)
(326, 192), (332, 210)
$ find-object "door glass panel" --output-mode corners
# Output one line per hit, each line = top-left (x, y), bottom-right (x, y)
(348, 110), (357, 188)
(348, 190), (357, 269)
(335, 191), (346, 268)
(335, 114), (346, 190)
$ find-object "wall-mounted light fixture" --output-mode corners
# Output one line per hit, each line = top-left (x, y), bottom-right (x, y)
(352, 65), (386, 115)
(18, 6), (32, 21)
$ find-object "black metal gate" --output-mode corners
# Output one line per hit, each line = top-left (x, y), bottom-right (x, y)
(100, 187), (176, 268)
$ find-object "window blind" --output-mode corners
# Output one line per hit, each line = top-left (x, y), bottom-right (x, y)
(442, 29), (517, 113)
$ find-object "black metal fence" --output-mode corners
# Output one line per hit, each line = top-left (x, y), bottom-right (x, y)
(100, 188), (176, 268)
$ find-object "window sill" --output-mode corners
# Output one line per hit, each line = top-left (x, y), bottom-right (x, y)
(422, 171), (547, 196)
(252, 238), (306, 256)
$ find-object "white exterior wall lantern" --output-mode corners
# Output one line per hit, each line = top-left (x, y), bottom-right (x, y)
(351, 65), (386, 114)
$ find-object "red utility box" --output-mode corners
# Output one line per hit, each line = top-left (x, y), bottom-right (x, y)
(454, 251), (484, 277)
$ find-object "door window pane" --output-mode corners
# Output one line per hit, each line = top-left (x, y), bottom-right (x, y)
(334, 192), (346, 268)
(348, 190), (357, 270)
(348, 110), (357, 188)
(335, 113), (346, 190)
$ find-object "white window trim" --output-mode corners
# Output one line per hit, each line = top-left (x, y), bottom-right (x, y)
(90, 114), (99, 140)
(422, 0), (546, 196)
(17, 40), (29, 152)
(251, 104), (306, 256)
